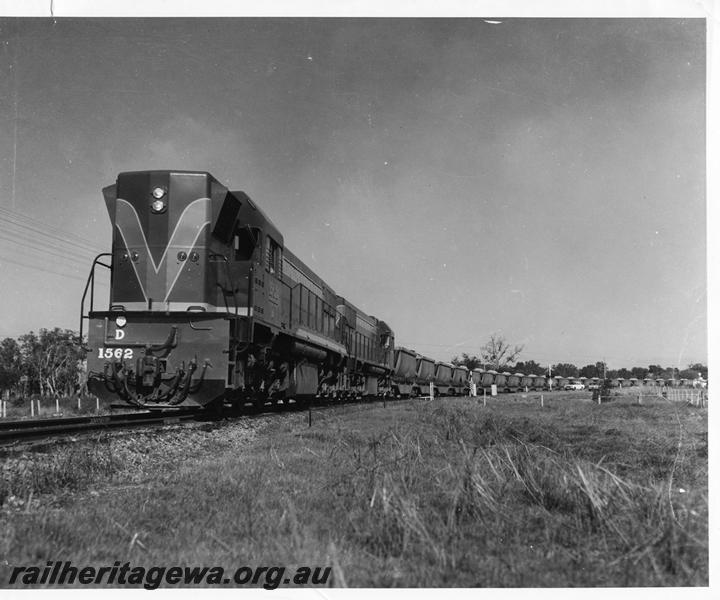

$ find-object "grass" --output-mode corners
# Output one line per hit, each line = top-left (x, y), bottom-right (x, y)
(0, 393), (708, 587)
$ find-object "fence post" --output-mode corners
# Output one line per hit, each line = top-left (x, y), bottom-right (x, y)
(30, 398), (34, 418)
(96, 396), (100, 412)
(541, 394), (544, 408)
(78, 396), (81, 411)
(55, 397), (60, 415)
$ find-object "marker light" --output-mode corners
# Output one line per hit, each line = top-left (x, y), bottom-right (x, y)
(115, 315), (127, 328)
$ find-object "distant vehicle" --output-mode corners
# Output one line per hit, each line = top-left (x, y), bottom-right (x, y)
(587, 383), (600, 390)
(564, 383), (585, 391)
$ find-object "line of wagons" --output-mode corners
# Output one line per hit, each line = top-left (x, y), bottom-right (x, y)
(390, 346), (702, 397)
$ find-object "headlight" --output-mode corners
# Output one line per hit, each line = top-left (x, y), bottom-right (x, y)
(152, 187), (166, 199)
(151, 199), (166, 213)
(115, 315), (127, 328)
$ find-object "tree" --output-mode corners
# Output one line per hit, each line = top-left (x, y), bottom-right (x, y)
(552, 363), (579, 378)
(647, 364), (665, 377)
(0, 337), (22, 395)
(679, 363), (707, 381)
(451, 353), (482, 370)
(631, 366), (649, 380)
(514, 360), (545, 376)
(661, 367), (679, 380)
(480, 333), (523, 371)
(579, 364), (600, 379)
(687, 363), (708, 379)
(19, 328), (84, 397)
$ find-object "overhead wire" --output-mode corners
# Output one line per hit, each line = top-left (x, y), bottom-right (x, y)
(0, 230), (99, 267)
(0, 206), (105, 254)
(0, 205), (109, 286)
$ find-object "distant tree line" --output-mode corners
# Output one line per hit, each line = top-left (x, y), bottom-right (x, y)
(0, 328), (85, 399)
(451, 334), (708, 382)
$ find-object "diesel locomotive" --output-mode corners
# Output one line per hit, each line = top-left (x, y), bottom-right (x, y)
(81, 170), (398, 408)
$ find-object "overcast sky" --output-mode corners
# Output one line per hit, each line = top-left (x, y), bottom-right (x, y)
(0, 16), (707, 369)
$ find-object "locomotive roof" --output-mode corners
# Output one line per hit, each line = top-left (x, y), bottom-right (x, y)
(113, 170), (284, 244)
(283, 246), (337, 297)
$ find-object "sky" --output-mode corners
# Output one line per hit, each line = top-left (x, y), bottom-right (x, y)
(0, 11), (708, 370)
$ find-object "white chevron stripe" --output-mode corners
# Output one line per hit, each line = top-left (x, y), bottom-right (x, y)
(115, 197), (211, 303)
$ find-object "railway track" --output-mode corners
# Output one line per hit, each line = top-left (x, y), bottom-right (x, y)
(0, 393), (421, 446)
(0, 408), (206, 445)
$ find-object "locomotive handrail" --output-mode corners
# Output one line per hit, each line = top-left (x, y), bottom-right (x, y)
(79, 253), (112, 350)
(210, 253), (240, 319)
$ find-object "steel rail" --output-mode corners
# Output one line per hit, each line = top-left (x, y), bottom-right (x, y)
(0, 392), (433, 445)
(0, 408), (205, 443)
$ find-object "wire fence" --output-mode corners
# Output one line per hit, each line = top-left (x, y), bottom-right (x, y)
(0, 395), (102, 420)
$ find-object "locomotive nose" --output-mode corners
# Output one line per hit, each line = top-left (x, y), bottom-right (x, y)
(107, 171), (214, 312)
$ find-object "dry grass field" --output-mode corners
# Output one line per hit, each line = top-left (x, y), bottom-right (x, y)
(0, 391), (708, 588)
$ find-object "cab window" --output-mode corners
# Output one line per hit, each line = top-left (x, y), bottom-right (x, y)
(233, 227), (260, 261)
